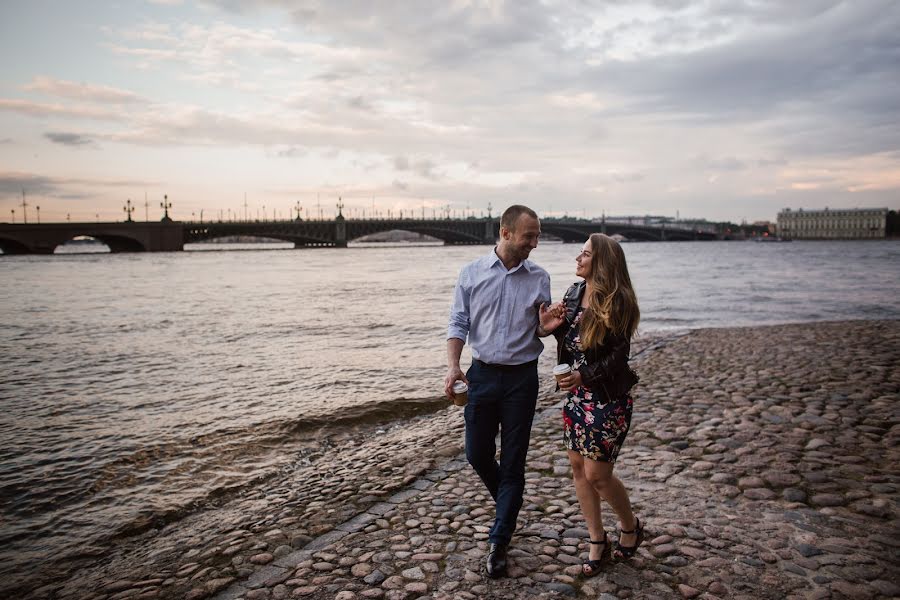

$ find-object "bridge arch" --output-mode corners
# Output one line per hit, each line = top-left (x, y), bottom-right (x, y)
(0, 237), (30, 255)
(613, 229), (660, 241)
(346, 223), (488, 245)
(81, 233), (146, 252)
(540, 225), (596, 243)
(0, 230), (146, 254)
(55, 236), (111, 253)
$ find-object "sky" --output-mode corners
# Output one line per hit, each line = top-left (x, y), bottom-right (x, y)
(1, 0), (898, 224)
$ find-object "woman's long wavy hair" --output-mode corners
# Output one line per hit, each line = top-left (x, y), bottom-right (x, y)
(579, 233), (640, 349)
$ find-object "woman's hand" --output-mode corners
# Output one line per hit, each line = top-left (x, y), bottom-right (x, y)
(557, 368), (583, 390)
(539, 301), (566, 334)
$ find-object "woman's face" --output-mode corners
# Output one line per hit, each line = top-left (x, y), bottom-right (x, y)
(575, 239), (592, 278)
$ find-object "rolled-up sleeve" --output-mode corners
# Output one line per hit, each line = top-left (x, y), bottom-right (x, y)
(447, 267), (470, 342)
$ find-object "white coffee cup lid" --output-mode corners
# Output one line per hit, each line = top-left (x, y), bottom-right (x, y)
(553, 364), (572, 375)
(452, 381), (468, 393)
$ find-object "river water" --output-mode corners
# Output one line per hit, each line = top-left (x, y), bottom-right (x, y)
(1, 239), (899, 592)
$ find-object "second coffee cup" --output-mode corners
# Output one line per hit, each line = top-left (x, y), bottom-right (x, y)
(553, 364), (572, 383)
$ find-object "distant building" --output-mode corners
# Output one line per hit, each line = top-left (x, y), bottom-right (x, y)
(777, 207), (887, 240)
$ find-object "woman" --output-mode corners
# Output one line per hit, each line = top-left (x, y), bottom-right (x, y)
(539, 233), (643, 577)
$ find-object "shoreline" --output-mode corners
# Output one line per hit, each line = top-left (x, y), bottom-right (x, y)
(14, 319), (900, 599)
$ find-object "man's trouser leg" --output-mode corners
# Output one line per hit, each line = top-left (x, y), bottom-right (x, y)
(464, 360), (538, 545)
(464, 360), (501, 499)
(490, 364), (537, 544)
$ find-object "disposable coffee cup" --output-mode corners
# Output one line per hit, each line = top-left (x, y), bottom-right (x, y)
(451, 381), (469, 407)
(553, 364), (572, 383)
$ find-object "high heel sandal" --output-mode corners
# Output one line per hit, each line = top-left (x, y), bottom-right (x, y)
(613, 517), (645, 560)
(582, 531), (611, 577)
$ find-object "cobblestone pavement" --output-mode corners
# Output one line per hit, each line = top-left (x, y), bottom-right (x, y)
(82, 321), (900, 600)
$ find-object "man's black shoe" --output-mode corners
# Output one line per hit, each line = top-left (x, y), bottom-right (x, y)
(486, 542), (508, 578)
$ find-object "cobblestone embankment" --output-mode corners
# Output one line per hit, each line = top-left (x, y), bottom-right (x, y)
(77, 321), (900, 600)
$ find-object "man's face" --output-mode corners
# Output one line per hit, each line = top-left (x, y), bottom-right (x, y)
(502, 214), (541, 261)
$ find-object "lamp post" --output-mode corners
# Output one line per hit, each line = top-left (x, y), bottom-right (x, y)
(160, 194), (172, 222)
(36, 205), (40, 224)
(10, 209), (14, 223)
(124, 199), (134, 222)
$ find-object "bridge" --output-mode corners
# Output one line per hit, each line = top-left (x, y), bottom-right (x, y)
(0, 216), (717, 254)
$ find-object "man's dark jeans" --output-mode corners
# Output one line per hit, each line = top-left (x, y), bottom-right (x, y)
(464, 359), (538, 545)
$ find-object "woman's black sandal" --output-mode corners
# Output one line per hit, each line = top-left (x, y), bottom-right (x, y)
(582, 532), (611, 577)
(614, 517), (645, 560)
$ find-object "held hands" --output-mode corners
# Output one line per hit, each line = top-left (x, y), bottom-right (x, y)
(539, 301), (566, 335)
(557, 368), (583, 390)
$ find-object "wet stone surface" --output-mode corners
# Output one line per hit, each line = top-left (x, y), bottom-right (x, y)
(45, 321), (900, 599)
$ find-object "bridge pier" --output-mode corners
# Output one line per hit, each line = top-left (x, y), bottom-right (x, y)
(334, 214), (347, 248)
(484, 220), (496, 244)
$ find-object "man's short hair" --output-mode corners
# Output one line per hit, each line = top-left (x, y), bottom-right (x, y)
(500, 205), (538, 231)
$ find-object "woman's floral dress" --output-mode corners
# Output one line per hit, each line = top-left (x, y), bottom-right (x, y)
(562, 307), (633, 463)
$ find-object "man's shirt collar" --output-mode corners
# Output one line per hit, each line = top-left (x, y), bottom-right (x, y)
(487, 246), (533, 273)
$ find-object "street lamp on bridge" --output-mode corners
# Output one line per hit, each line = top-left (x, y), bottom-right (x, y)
(124, 199), (135, 222)
(160, 195), (173, 222)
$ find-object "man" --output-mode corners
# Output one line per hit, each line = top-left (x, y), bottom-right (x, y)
(444, 204), (554, 578)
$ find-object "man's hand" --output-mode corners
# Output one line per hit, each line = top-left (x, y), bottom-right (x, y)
(444, 366), (468, 400)
(445, 338), (468, 400)
(538, 301), (566, 336)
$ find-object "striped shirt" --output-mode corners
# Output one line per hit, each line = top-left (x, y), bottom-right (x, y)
(447, 248), (551, 365)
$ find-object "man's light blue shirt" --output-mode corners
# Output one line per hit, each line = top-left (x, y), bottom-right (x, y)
(447, 248), (551, 365)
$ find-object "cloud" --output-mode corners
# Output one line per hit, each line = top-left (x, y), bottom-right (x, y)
(693, 155), (747, 171)
(0, 172), (158, 200)
(0, 172), (59, 197)
(45, 132), (96, 147)
(24, 76), (145, 104)
(0, 99), (124, 121)
(273, 146), (306, 157)
(392, 155), (441, 180)
(579, 1), (900, 157)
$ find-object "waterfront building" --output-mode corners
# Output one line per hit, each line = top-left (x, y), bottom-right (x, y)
(777, 207), (887, 240)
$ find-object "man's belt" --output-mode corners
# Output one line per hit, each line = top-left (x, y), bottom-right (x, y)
(473, 358), (538, 372)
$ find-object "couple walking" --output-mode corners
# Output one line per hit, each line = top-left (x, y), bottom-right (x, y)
(443, 205), (644, 578)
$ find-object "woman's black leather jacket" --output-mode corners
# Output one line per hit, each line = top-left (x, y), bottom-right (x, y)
(552, 280), (639, 403)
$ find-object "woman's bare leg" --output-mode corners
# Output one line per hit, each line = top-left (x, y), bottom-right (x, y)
(567, 450), (607, 562)
(581, 457), (638, 547)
